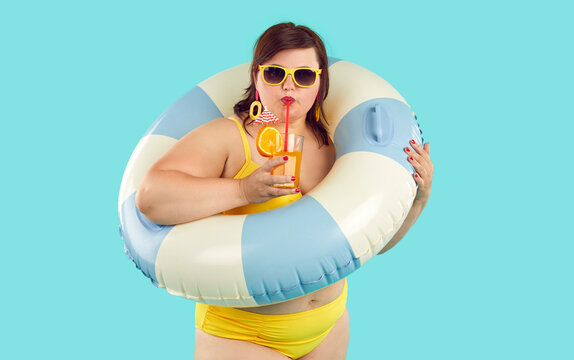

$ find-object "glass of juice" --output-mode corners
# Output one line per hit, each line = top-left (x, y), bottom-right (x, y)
(272, 133), (303, 188)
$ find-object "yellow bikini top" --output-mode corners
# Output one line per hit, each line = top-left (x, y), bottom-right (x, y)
(223, 117), (302, 215)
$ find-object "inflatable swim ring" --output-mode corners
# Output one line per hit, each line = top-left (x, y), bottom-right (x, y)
(118, 58), (422, 307)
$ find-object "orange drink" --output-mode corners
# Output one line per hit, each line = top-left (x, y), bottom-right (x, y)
(272, 150), (303, 188)
(271, 133), (304, 188)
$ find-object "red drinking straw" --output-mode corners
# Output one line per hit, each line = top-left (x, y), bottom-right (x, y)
(284, 101), (290, 151)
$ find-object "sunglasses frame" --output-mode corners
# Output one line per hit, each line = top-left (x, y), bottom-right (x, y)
(258, 65), (322, 88)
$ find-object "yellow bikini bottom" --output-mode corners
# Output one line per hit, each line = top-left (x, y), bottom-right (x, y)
(195, 279), (348, 359)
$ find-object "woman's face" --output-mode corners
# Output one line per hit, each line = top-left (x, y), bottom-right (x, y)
(255, 48), (321, 123)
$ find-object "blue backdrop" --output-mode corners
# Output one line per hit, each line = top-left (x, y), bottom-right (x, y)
(2, 0), (572, 359)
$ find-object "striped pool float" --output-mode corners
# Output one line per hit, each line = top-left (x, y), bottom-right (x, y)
(118, 58), (422, 307)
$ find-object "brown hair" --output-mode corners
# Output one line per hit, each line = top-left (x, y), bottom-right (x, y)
(233, 22), (330, 146)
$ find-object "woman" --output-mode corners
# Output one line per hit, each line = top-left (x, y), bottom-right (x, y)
(136, 22), (433, 360)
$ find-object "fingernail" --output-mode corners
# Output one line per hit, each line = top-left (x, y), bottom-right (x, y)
(414, 173), (419, 178)
(283, 156), (289, 161)
(291, 176), (296, 181)
(295, 188), (301, 193)
(410, 139), (415, 145)
(409, 156), (413, 161)
(405, 147), (410, 153)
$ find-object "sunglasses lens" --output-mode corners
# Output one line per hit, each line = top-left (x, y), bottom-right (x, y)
(294, 69), (317, 86)
(263, 66), (286, 85)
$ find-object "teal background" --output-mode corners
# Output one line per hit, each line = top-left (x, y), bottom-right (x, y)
(2, 0), (572, 359)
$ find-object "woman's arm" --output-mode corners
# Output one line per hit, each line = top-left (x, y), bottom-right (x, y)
(378, 198), (428, 255)
(378, 141), (433, 255)
(135, 118), (244, 224)
(136, 118), (296, 225)
(136, 170), (248, 225)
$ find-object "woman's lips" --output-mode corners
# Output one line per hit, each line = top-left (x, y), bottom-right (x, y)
(281, 96), (295, 105)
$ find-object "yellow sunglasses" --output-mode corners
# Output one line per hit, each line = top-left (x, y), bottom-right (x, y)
(258, 65), (322, 88)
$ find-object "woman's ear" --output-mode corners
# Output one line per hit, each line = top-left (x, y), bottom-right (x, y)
(252, 65), (259, 83)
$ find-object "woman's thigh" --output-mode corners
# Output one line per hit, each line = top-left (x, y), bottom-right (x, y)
(194, 329), (291, 360)
(299, 308), (350, 360)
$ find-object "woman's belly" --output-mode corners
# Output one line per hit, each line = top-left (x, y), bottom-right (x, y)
(234, 279), (346, 315)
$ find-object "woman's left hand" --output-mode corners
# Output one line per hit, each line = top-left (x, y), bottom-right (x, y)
(405, 140), (433, 202)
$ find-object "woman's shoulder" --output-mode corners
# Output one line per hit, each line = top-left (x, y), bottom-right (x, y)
(196, 116), (241, 132)
(149, 115), (247, 179)
(175, 116), (242, 145)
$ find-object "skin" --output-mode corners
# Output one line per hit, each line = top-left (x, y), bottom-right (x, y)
(136, 47), (434, 359)
(378, 141), (433, 254)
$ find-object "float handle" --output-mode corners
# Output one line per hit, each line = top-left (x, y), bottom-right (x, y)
(364, 102), (393, 146)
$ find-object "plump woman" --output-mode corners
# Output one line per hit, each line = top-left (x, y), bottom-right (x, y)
(136, 22), (433, 360)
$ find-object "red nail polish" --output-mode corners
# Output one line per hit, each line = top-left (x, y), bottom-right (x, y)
(409, 157), (413, 161)
(295, 188), (301, 193)
(405, 147), (410, 152)
(283, 156), (289, 161)
(410, 139), (416, 145)
(291, 176), (296, 181)
(414, 173), (419, 178)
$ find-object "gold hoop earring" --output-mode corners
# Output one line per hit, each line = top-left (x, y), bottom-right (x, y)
(250, 100), (262, 121)
(250, 89), (262, 121)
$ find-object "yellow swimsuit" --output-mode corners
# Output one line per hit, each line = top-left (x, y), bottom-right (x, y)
(222, 116), (301, 215)
(195, 117), (348, 359)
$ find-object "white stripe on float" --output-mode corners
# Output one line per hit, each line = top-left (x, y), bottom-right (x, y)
(324, 61), (410, 139)
(118, 134), (177, 207)
(308, 152), (416, 266)
(198, 63), (251, 117)
(155, 214), (258, 307)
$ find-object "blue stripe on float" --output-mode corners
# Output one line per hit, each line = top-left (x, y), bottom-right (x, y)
(333, 98), (423, 173)
(144, 86), (223, 140)
(119, 192), (174, 285)
(328, 57), (342, 67)
(241, 196), (360, 305)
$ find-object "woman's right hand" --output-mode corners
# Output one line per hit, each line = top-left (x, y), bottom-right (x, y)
(239, 156), (300, 204)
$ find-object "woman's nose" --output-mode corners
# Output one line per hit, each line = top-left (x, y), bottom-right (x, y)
(282, 74), (296, 90)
